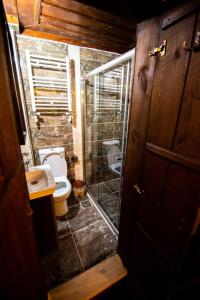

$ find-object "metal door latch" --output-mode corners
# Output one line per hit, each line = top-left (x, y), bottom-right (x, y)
(149, 40), (167, 57)
(133, 184), (145, 196)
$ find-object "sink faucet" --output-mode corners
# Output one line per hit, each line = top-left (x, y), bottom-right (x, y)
(22, 152), (31, 171)
(24, 159), (31, 171)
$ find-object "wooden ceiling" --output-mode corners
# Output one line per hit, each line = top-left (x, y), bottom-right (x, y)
(3, 0), (192, 53)
(78, 0), (191, 22)
(3, 0), (137, 53)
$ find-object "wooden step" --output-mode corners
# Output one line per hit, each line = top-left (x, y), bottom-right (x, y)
(48, 254), (127, 300)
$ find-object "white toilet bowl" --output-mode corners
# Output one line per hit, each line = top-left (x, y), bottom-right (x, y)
(38, 147), (72, 217)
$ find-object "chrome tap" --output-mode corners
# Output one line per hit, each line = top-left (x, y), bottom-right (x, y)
(22, 152), (31, 171)
(24, 159), (31, 171)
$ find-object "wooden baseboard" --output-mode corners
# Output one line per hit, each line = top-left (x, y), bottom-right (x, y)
(48, 254), (127, 300)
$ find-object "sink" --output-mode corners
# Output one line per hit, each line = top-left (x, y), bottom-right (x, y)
(25, 165), (56, 200)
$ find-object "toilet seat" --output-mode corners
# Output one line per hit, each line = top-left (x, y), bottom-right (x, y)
(53, 176), (71, 198)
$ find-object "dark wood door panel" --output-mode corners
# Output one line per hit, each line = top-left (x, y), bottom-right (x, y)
(0, 4), (47, 298)
(118, 17), (160, 262)
(130, 224), (174, 300)
(0, 165), (46, 300)
(0, 165), (5, 194)
(137, 151), (169, 240)
(156, 164), (200, 263)
(147, 14), (195, 149)
(173, 12), (200, 160)
(0, 15), (22, 181)
(119, 4), (200, 298)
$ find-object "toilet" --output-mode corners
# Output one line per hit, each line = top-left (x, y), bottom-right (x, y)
(38, 147), (72, 216)
(102, 140), (122, 175)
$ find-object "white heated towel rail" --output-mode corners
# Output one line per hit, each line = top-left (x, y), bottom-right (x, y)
(94, 66), (124, 111)
(26, 51), (71, 114)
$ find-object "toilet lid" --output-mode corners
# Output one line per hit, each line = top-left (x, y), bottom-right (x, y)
(43, 153), (67, 177)
(107, 146), (121, 166)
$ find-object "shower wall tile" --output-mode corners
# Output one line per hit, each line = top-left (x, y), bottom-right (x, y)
(98, 123), (114, 140)
(87, 182), (111, 199)
(104, 179), (121, 193)
(85, 142), (98, 159)
(80, 48), (119, 78)
(114, 122), (124, 139)
(98, 111), (115, 123)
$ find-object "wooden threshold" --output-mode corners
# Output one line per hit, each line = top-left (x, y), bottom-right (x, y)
(48, 254), (127, 300)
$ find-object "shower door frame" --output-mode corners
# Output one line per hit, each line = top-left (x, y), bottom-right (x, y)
(82, 49), (135, 235)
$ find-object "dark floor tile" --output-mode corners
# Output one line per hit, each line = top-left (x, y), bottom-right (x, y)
(104, 179), (121, 193)
(42, 235), (83, 289)
(81, 197), (92, 208)
(73, 220), (118, 270)
(68, 205), (102, 232)
(87, 182), (111, 198)
(56, 216), (70, 236)
(67, 193), (80, 207)
(97, 193), (120, 223)
(66, 204), (81, 220)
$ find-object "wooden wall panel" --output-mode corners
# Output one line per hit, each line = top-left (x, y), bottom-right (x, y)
(147, 13), (196, 149)
(157, 164), (200, 263)
(138, 151), (169, 242)
(173, 13), (200, 159)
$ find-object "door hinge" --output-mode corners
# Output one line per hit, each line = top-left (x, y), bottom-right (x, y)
(149, 40), (167, 57)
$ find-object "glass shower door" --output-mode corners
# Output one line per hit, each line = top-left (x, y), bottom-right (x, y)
(84, 57), (132, 231)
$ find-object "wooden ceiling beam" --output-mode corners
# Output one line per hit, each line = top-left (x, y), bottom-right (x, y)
(41, 2), (135, 41)
(40, 16), (134, 47)
(3, 0), (136, 52)
(2, 0), (18, 23)
(22, 27), (127, 53)
(43, 0), (136, 31)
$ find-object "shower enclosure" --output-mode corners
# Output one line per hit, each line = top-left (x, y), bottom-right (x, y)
(83, 49), (134, 232)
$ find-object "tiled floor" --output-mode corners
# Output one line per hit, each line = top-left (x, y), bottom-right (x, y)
(42, 194), (118, 290)
(87, 178), (121, 229)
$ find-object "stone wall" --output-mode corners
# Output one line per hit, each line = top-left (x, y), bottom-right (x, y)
(16, 35), (77, 179)
(80, 48), (118, 78)
(16, 35), (118, 181)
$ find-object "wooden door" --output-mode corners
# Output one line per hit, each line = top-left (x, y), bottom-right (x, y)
(119, 3), (200, 300)
(0, 2), (47, 300)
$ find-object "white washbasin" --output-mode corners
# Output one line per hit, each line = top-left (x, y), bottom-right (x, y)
(25, 165), (56, 200)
